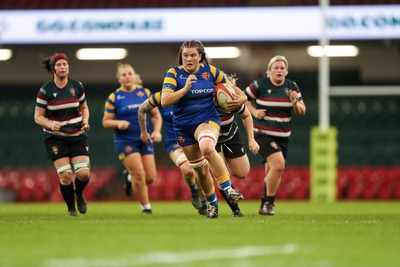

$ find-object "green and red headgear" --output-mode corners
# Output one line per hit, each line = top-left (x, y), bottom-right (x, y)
(49, 53), (68, 71)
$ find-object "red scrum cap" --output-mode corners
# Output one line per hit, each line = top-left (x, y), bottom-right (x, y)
(49, 53), (68, 71)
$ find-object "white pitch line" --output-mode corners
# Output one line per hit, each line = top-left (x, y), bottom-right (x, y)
(45, 244), (299, 267)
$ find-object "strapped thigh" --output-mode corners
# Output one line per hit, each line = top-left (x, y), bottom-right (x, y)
(73, 161), (91, 172)
(189, 157), (208, 169)
(175, 153), (188, 167)
(197, 130), (217, 146)
(56, 164), (72, 174)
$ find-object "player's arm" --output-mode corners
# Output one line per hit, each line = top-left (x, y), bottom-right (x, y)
(161, 74), (196, 107)
(240, 107), (260, 155)
(227, 85), (247, 110)
(102, 112), (130, 130)
(149, 106), (162, 143)
(245, 100), (266, 120)
(34, 106), (62, 131)
(290, 90), (306, 116)
(138, 100), (154, 145)
(79, 101), (90, 132)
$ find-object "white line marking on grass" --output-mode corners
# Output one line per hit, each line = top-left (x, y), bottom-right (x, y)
(45, 244), (298, 267)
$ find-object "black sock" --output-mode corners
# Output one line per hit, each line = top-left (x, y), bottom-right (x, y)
(189, 183), (198, 193)
(75, 178), (89, 197)
(218, 188), (240, 212)
(59, 183), (76, 211)
(265, 196), (275, 205)
(263, 181), (267, 197)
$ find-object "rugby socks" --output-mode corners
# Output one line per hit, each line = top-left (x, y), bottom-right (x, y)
(214, 173), (232, 196)
(59, 182), (76, 211)
(189, 183), (198, 194)
(205, 187), (218, 208)
(262, 181), (274, 204)
(264, 196), (275, 205)
(75, 178), (89, 197)
(263, 181), (267, 197)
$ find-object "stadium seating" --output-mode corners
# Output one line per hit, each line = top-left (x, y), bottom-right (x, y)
(1, 166), (399, 202)
(0, 168), (117, 202)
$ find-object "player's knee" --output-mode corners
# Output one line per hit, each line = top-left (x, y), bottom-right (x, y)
(57, 164), (73, 184)
(181, 166), (196, 179)
(146, 174), (155, 185)
(198, 130), (217, 147)
(232, 171), (248, 179)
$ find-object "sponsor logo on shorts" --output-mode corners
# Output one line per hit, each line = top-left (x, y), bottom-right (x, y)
(52, 146), (59, 155)
(125, 146), (133, 153)
(270, 141), (278, 150)
(177, 136), (185, 144)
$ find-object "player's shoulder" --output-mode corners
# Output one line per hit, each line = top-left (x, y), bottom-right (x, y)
(144, 88), (152, 96)
(285, 78), (299, 89)
(69, 78), (84, 88)
(252, 77), (270, 88)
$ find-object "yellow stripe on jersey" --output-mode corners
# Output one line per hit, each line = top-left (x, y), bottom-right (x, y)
(149, 91), (161, 106)
(104, 101), (115, 111)
(210, 65), (225, 84)
(169, 67), (178, 75)
(162, 88), (174, 93)
(163, 76), (177, 87)
(145, 88), (151, 97)
(108, 92), (116, 102)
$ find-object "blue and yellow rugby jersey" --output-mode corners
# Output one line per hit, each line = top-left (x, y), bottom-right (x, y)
(162, 63), (226, 128)
(216, 104), (246, 144)
(244, 77), (302, 138)
(104, 86), (151, 143)
(146, 91), (176, 149)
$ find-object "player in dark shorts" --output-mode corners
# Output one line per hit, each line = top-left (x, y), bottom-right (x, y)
(215, 80), (259, 217)
(244, 55), (306, 216)
(34, 53), (91, 216)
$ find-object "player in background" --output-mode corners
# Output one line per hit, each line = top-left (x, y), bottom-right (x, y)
(244, 55), (306, 215)
(103, 63), (162, 215)
(161, 40), (245, 219)
(214, 76), (260, 217)
(34, 53), (91, 216)
(138, 91), (207, 215)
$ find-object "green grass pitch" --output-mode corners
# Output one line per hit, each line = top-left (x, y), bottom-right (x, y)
(0, 201), (399, 267)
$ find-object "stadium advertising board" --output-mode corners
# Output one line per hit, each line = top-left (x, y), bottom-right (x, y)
(0, 5), (399, 44)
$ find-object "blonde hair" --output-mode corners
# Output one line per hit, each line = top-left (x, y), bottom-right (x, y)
(266, 55), (289, 78)
(223, 72), (238, 86)
(116, 63), (143, 86)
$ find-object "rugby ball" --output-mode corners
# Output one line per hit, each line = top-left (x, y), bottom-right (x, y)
(214, 83), (237, 112)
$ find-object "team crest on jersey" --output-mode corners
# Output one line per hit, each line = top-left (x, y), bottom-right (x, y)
(285, 88), (291, 96)
(70, 88), (76, 96)
(201, 72), (210, 80)
(267, 89), (272, 94)
(125, 146), (133, 153)
(51, 146), (59, 155)
(53, 93), (57, 98)
(270, 142), (278, 150)
(177, 136), (185, 144)
(136, 91), (144, 97)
